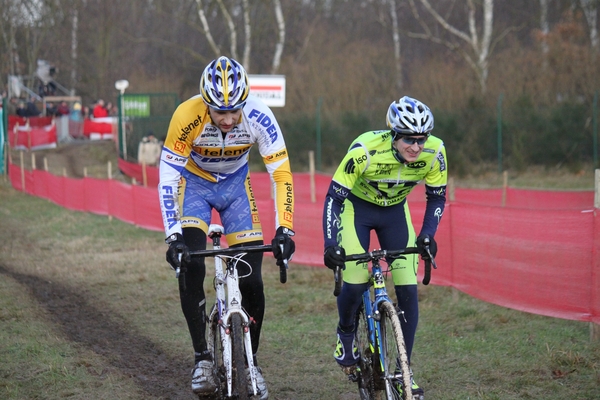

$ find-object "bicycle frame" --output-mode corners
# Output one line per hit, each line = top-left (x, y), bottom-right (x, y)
(211, 245), (257, 397)
(190, 224), (273, 399)
(362, 259), (397, 383)
(335, 247), (433, 400)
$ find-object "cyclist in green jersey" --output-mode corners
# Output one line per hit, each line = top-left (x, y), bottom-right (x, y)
(322, 96), (447, 398)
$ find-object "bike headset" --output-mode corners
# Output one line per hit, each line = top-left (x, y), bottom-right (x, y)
(199, 56), (250, 111)
(386, 96), (434, 163)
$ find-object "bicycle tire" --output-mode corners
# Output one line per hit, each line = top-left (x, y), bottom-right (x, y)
(208, 308), (225, 399)
(378, 301), (412, 400)
(355, 304), (376, 399)
(231, 313), (250, 400)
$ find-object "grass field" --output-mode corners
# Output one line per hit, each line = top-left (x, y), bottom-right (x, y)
(0, 178), (599, 400)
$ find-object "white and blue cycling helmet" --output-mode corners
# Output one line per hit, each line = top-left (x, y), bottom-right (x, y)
(386, 96), (434, 137)
(200, 56), (249, 110)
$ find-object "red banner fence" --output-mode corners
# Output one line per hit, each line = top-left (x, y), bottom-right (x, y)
(7, 159), (600, 326)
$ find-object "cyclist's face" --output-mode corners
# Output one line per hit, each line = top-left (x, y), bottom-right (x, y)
(208, 108), (242, 133)
(394, 135), (427, 162)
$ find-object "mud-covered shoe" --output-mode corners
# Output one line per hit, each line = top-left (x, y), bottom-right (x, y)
(246, 366), (268, 399)
(396, 376), (425, 400)
(411, 378), (424, 400)
(333, 328), (359, 366)
(191, 360), (218, 395)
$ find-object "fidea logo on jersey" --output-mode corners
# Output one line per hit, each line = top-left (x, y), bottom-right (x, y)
(405, 161), (426, 168)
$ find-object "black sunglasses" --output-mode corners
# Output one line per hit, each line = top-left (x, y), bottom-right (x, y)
(399, 136), (427, 145)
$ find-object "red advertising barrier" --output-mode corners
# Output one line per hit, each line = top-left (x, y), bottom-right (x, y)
(7, 161), (600, 324)
(10, 123), (57, 150)
(83, 118), (114, 138)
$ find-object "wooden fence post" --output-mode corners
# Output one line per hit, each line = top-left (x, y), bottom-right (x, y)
(309, 150), (316, 203)
(142, 162), (148, 187)
(19, 151), (25, 191)
(501, 170), (508, 207)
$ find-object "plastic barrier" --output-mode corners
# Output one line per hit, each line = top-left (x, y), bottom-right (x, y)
(83, 118), (114, 139)
(7, 161), (599, 324)
(10, 123), (57, 151)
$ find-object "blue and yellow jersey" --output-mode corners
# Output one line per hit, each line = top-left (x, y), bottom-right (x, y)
(323, 130), (447, 248)
(159, 94), (294, 237)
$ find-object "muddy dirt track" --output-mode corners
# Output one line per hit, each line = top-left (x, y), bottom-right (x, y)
(0, 265), (196, 399)
(1, 140), (201, 399)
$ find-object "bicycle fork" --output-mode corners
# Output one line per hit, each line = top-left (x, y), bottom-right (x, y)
(213, 262), (259, 398)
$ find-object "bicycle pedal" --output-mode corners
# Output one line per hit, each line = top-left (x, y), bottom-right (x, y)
(340, 364), (361, 382)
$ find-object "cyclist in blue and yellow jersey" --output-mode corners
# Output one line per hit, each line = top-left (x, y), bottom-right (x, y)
(158, 56), (295, 399)
(322, 96), (447, 399)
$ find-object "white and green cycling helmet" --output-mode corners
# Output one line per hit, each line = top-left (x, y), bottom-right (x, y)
(199, 56), (249, 110)
(386, 96), (434, 137)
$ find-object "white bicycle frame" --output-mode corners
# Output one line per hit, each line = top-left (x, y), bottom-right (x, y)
(206, 224), (260, 398)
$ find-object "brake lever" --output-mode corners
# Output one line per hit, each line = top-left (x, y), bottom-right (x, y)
(176, 253), (182, 279)
(425, 246), (437, 269)
(422, 238), (437, 269)
(278, 240), (288, 284)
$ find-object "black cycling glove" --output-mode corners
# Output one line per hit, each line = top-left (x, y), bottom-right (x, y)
(416, 234), (437, 260)
(165, 233), (191, 270)
(271, 227), (295, 267)
(324, 245), (346, 270)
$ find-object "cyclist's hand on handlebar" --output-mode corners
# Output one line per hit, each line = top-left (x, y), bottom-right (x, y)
(165, 233), (191, 271)
(271, 227), (295, 267)
(416, 234), (437, 260)
(324, 245), (346, 270)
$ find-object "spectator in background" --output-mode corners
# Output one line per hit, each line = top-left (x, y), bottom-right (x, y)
(7, 97), (18, 115)
(82, 105), (91, 119)
(70, 102), (83, 122)
(16, 100), (27, 117)
(27, 99), (41, 117)
(106, 101), (118, 116)
(69, 101), (84, 138)
(45, 101), (58, 116)
(56, 101), (70, 116)
(92, 99), (108, 118)
(17, 98), (41, 117)
(137, 134), (162, 167)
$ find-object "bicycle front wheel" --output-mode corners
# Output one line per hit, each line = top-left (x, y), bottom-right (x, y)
(230, 313), (250, 400)
(378, 301), (412, 400)
(355, 303), (376, 399)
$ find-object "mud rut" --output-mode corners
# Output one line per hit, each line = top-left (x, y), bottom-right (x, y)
(3, 141), (201, 399)
(0, 264), (198, 399)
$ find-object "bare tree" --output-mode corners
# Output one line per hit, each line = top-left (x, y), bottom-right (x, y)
(271, 0), (285, 74)
(195, 0), (222, 57)
(70, 7), (78, 92)
(407, 0), (514, 94)
(193, 0), (285, 73)
(388, 0), (402, 91)
(0, 0), (59, 92)
(540, 0), (550, 55)
(579, 0), (598, 52)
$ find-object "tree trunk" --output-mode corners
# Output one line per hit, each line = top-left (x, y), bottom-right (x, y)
(389, 0), (402, 91)
(271, 0), (285, 74)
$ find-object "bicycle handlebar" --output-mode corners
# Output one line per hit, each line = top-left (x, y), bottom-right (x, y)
(189, 244), (287, 284)
(345, 247), (420, 262)
(189, 244), (274, 258)
(332, 246), (438, 296)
